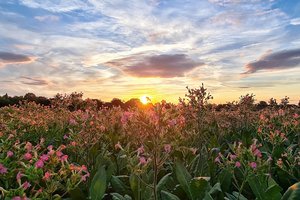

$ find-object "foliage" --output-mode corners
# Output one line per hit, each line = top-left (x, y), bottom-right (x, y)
(0, 85), (299, 199)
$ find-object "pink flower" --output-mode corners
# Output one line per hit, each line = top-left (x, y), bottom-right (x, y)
(293, 113), (299, 119)
(230, 154), (237, 160)
(16, 172), (23, 182)
(56, 151), (63, 157)
(214, 156), (221, 164)
(40, 154), (49, 161)
(12, 197), (22, 200)
(235, 161), (241, 168)
(7, 151), (14, 158)
(63, 134), (69, 139)
(250, 162), (257, 169)
(22, 181), (31, 190)
(70, 141), (77, 146)
(267, 156), (273, 162)
(121, 112), (133, 124)
(253, 149), (262, 158)
(24, 153), (32, 160)
(25, 142), (32, 151)
(137, 145), (144, 156)
(43, 171), (51, 181)
(35, 159), (44, 168)
(48, 149), (55, 156)
(81, 165), (88, 171)
(0, 163), (8, 174)
(47, 145), (53, 151)
(69, 118), (77, 125)
(190, 148), (197, 155)
(164, 144), (172, 153)
(139, 156), (147, 165)
(168, 119), (177, 127)
(60, 155), (68, 162)
(114, 142), (122, 150)
(81, 172), (90, 182)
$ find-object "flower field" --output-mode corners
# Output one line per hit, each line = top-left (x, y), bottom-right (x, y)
(0, 86), (299, 200)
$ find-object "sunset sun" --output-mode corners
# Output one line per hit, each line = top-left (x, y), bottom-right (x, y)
(140, 95), (150, 105)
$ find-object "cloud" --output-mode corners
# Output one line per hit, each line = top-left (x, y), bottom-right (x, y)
(105, 54), (204, 78)
(34, 15), (60, 22)
(243, 49), (300, 74)
(20, 76), (49, 85)
(0, 52), (33, 66)
(290, 18), (300, 25)
(19, 0), (88, 12)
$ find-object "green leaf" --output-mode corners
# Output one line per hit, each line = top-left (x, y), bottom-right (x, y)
(156, 173), (172, 192)
(175, 161), (192, 199)
(69, 187), (86, 200)
(208, 182), (222, 195)
(161, 190), (181, 200)
(248, 175), (265, 200)
(265, 184), (282, 200)
(111, 175), (129, 195)
(225, 192), (248, 200)
(111, 193), (126, 200)
(281, 182), (300, 200)
(129, 174), (139, 200)
(218, 169), (232, 193)
(189, 177), (209, 200)
(90, 165), (107, 200)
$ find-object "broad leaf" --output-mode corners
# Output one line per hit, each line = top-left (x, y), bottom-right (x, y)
(90, 165), (107, 200)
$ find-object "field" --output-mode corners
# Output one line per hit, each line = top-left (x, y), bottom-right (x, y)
(0, 86), (299, 200)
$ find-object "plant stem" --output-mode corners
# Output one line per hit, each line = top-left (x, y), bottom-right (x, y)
(153, 149), (158, 200)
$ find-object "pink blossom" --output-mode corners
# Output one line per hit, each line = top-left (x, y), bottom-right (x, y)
(81, 165), (88, 171)
(63, 134), (69, 139)
(61, 155), (68, 162)
(48, 149), (55, 156)
(81, 172), (90, 182)
(168, 119), (177, 127)
(22, 181), (31, 190)
(25, 142), (32, 151)
(70, 141), (77, 146)
(164, 144), (172, 153)
(139, 156), (147, 165)
(293, 113), (299, 119)
(122, 112), (134, 124)
(40, 154), (49, 161)
(47, 145), (53, 151)
(114, 142), (122, 150)
(12, 197), (22, 200)
(137, 145), (144, 156)
(69, 118), (77, 125)
(235, 161), (241, 168)
(35, 159), (44, 168)
(253, 149), (262, 158)
(250, 162), (257, 169)
(43, 171), (51, 181)
(56, 151), (63, 157)
(0, 163), (8, 174)
(190, 148), (197, 155)
(230, 154), (237, 160)
(267, 156), (273, 162)
(214, 156), (221, 164)
(24, 153), (32, 160)
(16, 172), (23, 182)
(7, 151), (14, 158)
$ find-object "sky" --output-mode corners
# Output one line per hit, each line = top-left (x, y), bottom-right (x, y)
(0, 0), (300, 104)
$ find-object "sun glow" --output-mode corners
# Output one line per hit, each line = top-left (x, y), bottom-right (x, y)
(140, 95), (151, 104)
